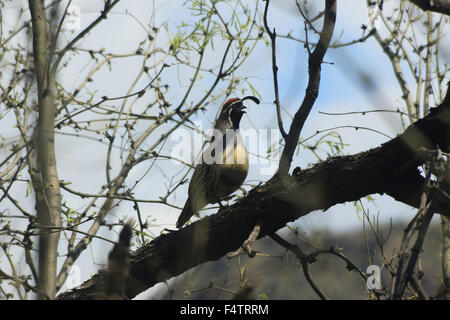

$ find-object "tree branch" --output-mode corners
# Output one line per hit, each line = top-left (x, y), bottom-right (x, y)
(269, 233), (329, 300)
(409, 0), (450, 16)
(263, 0), (287, 140)
(278, 0), (336, 175)
(57, 98), (450, 300)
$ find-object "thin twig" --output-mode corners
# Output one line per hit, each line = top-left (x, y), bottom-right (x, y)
(391, 148), (443, 299)
(270, 232), (329, 300)
(263, 0), (287, 140)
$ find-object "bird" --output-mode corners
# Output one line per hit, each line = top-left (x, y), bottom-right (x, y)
(176, 96), (260, 228)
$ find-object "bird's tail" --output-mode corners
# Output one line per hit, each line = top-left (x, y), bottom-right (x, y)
(176, 197), (194, 229)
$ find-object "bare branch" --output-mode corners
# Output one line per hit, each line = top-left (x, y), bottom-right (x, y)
(409, 0), (450, 16)
(263, 0), (288, 140)
(278, 0), (337, 175)
(270, 232), (329, 300)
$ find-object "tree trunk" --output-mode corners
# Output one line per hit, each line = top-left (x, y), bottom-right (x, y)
(28, 0), (62, 299)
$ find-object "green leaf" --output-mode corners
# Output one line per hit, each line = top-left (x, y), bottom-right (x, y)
(26, 180), (33, 197)
(258, 293), (269, 300)
(248, 82), (261, 101)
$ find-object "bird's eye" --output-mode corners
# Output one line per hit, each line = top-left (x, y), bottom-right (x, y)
(229, 101), (241, 109)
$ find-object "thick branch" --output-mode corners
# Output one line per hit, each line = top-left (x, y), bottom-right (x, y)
(409, 0), (450, 16)
(278, 0), (336, 175)
(57, 99), (450, 300)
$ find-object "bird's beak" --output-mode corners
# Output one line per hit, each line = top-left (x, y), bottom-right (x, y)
(240, 105), (247, 114)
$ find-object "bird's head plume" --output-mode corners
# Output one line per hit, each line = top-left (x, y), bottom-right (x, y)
(216, 96), (260, 130)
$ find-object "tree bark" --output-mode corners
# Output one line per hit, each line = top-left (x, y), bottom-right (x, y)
(409, 0), (450, 16)
(441, 157), (450, 299)
(57, 99), (450, 300)
(28, 0), (62, 299)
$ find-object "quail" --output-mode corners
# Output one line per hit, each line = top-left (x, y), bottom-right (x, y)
(176, 96), (260, 228)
